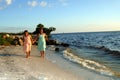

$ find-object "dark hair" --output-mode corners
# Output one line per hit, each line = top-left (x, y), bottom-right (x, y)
(39, 28), (43, 33)
(39, 27), (43, 30)
(24, 30), (28, 34)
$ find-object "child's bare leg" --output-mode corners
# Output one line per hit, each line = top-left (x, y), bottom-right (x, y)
(26, 52), (29, 58)
(42, 51), (45, 58)
(40, 51), (42, 57)
(43, 51), (45, 58)
(28, 51), (31, 57)
(41, 51), (43, 58)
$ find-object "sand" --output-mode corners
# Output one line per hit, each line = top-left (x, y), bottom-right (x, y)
(0, 46), (79, 80)
(0, 46), (115, 80)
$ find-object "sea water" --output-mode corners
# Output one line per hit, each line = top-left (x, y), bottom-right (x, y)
(51, 31), (120, 80)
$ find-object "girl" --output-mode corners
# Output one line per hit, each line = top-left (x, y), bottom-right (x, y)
(23, 30), (33, 58)
(34, 28), (47, 58)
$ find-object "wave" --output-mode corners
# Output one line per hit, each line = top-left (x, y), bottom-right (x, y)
(87, 46), (120, 56)
(62, 48), (120, 77)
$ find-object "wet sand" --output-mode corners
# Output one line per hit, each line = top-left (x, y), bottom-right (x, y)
(0, 46), (79, 80)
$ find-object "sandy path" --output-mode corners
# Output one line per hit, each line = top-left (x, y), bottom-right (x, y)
(0, 46), (79, 80)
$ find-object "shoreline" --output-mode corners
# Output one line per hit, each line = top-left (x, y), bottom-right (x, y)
(46, 46), (117, 80)
(0, 45), (118, 80)
(0, 46), (79, 80)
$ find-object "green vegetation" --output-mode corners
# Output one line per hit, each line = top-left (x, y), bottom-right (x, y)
(0, 35), (14, 45)
(0, 23), (56, 45)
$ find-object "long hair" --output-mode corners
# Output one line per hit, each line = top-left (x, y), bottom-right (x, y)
(24, 30), (28, 35)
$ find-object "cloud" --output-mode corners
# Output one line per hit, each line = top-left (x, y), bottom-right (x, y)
(6, 0), (12, 5)
(27, 0), (68, 8)
(0, 0), (2, 2)
(0, 7), (3, 10)
(0, 0), (13, 10)
(59, 0), (66, 2)
(59, 0), (68, 6)
(28, 0), (48, 7)
(0, 4), (5, 10)
(28, 0), (37, 7)
(40, 1), (47, 7)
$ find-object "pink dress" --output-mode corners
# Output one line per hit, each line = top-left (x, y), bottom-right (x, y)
(23, 35), (32, 52)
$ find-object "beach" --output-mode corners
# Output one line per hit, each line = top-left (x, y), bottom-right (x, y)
(0, 46), (80, 80)
(0, 45), (115, 80)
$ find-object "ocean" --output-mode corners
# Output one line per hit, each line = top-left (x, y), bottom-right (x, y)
(51, 31), (120, 80)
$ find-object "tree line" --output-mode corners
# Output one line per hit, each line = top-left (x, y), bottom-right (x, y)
(0, 23), (56, 37)
(0, 23), (56, 45)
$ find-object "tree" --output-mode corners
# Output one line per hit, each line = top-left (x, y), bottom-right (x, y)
(33, 24), (56, 37)
(33, 24), (44, 34)
(37, 24), (44, 28)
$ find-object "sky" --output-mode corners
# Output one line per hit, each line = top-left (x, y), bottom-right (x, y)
(0, 0), (120, 33)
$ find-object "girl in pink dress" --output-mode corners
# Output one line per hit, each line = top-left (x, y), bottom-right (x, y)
(23, 30), (33, 58)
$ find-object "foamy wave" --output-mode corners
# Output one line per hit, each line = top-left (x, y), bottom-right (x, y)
(87, 46), (120, 56)
(63, 48), (115, 76)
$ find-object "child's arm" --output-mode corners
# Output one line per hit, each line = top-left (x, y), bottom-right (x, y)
(44, 33), (48, 41)
(29, 35), (33, 44)
(22, 36), (25, 46)
(33, 34), (39, 43)
(23, 36), (25, 42)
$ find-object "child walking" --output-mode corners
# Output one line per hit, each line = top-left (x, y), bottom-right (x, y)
(23, 30), (33, 58)
(34, 28), (47, 58)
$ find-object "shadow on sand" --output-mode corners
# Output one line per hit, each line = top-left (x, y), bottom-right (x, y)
(0, 53), (25, 58)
